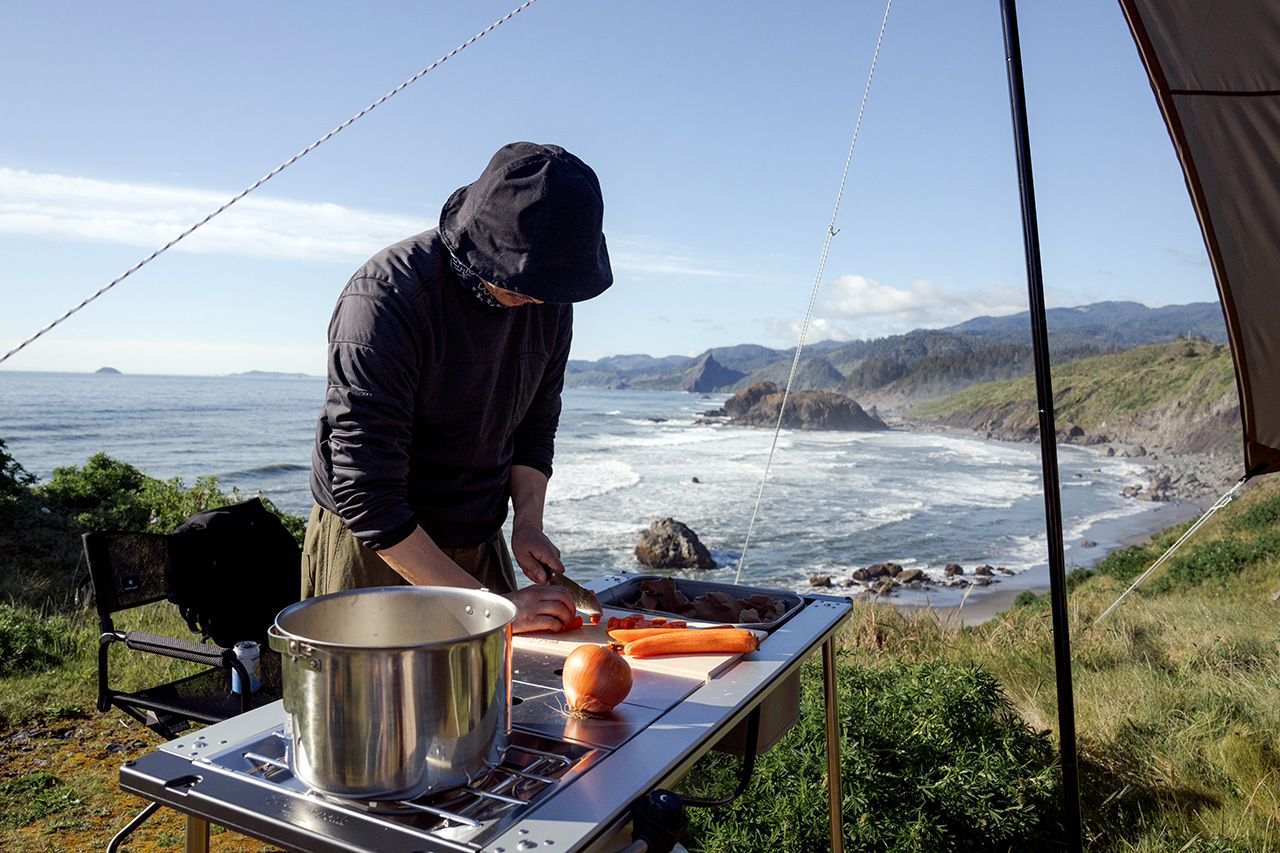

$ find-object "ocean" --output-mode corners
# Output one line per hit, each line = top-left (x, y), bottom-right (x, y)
(0, 371), (1192, 606)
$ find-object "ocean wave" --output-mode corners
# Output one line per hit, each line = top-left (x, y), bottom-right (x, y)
(222, 462), (311, 478)
(547, 459), (641, 503)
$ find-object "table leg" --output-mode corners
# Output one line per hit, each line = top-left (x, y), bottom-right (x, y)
(185, 814), (210, 853)
(823, 637), (843, 853)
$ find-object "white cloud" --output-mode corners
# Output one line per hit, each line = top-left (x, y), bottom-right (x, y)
(607, 235), (742, 278)
(0, 169), (748, 280)
(768, 274), (1028, 344)
(0, 168), (429, 262)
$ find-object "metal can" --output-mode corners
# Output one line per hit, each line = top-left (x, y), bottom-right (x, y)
(231, 641), (261, 694)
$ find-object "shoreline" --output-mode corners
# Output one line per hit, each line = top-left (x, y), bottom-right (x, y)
(887, 437), (1243, 626)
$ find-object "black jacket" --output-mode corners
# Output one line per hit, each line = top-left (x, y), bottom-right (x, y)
(310, 229), (572, 549)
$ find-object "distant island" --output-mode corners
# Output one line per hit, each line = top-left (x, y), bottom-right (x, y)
(227, 370), (317, 379)
(94, 367), (121, 374)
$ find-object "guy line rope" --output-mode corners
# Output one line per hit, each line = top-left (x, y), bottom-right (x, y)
(735, 0), (894, 584)
(0, 0), (539, 367)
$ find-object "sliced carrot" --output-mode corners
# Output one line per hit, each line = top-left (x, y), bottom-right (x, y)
(589, 613), (601, 625)
(622, 628), (759, 658)
(667, 620), (687, 628)
(650, 617), (667, 626)
(556, 614), (583, 632)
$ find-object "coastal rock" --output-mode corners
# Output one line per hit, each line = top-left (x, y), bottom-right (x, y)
(974, 565), (994, 577)
(809, 576), (833, 587)
(1058, 422), (1086, 441)
(634, 518), (717, 570)
(859, 562), (901, 580)
(897, 568), (926, 584)
(1081, 539), (1097, 548)
(721, 382), (888, 431)
(944, 562), (964, 577)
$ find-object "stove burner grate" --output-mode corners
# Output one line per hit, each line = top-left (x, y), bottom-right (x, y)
(235, 736), (578, 830)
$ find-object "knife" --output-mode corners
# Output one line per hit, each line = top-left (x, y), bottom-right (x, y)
(548, 572), (603, 617)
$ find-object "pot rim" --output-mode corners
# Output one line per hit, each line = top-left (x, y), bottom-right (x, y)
(272, 585), (517, 651)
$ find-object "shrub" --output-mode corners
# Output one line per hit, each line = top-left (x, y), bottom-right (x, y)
(32, 452), (305, 545)
(0, 438), (37, 525)
(681, 658), (1059, 852)
(0, 605), (65, 678)
(1012, 589), (1048, 610)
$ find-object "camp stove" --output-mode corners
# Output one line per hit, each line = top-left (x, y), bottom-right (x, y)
(119, 576), (852, 853)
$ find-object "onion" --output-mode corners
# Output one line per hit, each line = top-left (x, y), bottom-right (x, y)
(562, 643), (633, 717)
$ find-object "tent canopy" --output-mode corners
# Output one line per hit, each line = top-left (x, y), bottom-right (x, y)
(1119, 0), (1280, 477)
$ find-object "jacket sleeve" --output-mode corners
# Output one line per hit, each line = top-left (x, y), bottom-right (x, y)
(510, 307), (572, 479)
(321, 279), (422, 550)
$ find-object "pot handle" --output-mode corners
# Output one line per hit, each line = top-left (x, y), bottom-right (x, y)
(267, 623), (288, 654)
(268, 624), (321, 670)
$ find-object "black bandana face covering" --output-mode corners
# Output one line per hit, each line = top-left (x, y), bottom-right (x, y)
(450, 254), (506, 309)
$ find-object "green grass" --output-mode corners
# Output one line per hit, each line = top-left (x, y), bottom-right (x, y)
(0, 772), (84, 829)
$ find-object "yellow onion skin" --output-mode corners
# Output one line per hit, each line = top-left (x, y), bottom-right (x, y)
(562, 644), (633, 715)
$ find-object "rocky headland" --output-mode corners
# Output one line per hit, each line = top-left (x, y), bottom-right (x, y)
(701, 381), (889, 431)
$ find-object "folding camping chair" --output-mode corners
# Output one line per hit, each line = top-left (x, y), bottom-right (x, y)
(82, 498), (301, 851)
(83, 529), (287, 737)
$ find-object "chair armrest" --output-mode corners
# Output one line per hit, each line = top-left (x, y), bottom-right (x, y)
(124, 631), (229, 668)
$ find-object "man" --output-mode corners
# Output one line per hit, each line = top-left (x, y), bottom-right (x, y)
(303, 142), (611, 633)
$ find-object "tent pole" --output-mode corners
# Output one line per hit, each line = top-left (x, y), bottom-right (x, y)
(998, 1), (1083, 849)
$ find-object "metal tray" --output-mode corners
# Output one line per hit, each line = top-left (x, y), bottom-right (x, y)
(593, 574), (804, 632)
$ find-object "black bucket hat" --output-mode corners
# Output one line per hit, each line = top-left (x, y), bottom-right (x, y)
(439, 142), (613, 304)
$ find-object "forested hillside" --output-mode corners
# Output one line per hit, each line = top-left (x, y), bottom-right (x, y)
(564, 301), (1226, 409)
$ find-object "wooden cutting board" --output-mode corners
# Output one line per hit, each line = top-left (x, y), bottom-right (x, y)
(513, 606), (749, 682)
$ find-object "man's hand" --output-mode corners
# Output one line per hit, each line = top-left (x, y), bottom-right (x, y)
(511, 523), (564, 585)
(508, 464), (563, 584)
(505, 584), (575, 633)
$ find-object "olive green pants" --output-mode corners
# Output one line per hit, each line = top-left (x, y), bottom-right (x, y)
(301, 504), (518, 599)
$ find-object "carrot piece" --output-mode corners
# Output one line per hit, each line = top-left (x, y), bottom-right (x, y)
(607, 626), (690, 644)
(589, 613), (601, 625)
(650, 617), (667, 626)
(622, 628), (759, 658)
(557, 614), (583, 632)
(667, 620), (687, 628)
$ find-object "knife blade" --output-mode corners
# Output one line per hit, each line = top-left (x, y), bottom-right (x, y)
(548, 572), (603, 617)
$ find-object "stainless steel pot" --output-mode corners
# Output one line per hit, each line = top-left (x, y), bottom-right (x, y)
(267, 586), (517, 801)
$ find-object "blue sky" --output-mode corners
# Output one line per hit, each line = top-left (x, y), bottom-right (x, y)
(0, 0), (1218, 375)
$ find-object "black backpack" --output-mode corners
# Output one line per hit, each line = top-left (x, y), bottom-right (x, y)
(164, 497), (301, 648)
